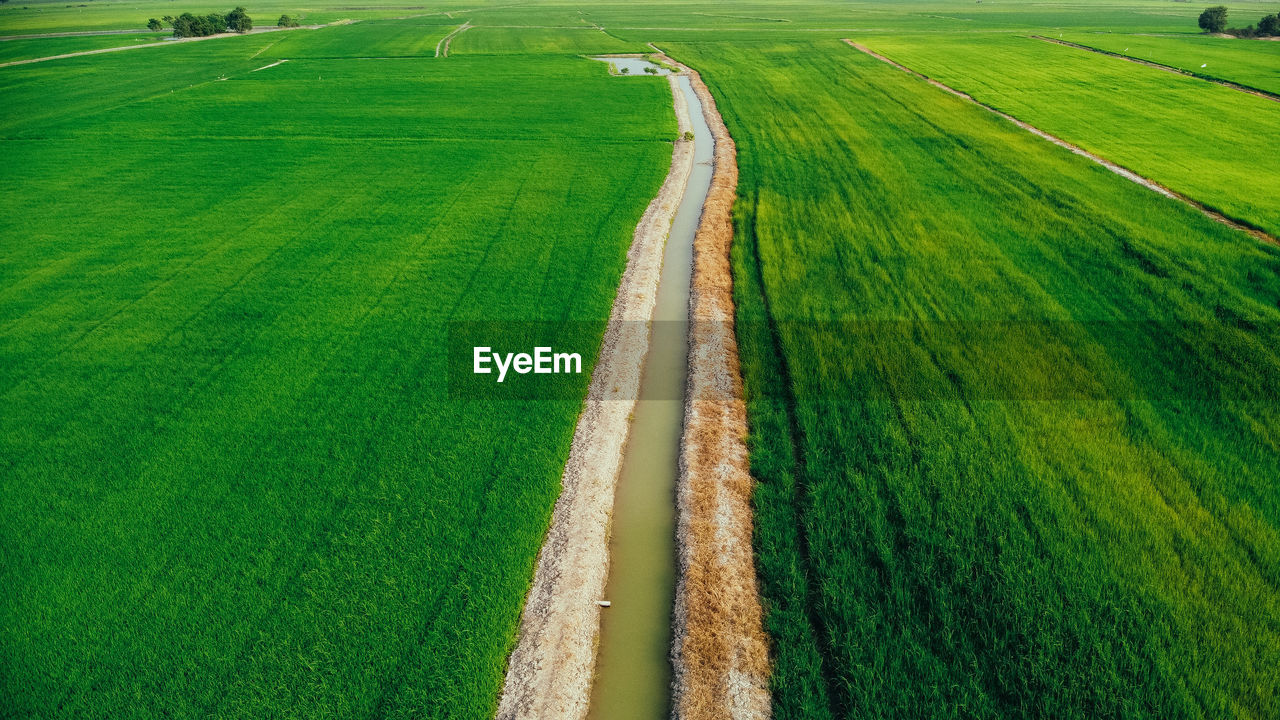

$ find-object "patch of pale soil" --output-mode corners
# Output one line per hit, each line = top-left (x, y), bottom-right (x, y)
(658, 53), (772, 720)
(495, 74), (695, 720)
(844, 39), (1279, 247)
(251, 59), (288, 72)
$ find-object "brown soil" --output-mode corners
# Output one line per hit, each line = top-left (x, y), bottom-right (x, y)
(659, 55), (773, 720)
(495, 75), (695, 720)
(844, 39), (1279, 248)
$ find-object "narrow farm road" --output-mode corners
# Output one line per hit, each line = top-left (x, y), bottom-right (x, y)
(1031, 35), (1280, 103)
(0, 28), (151, 40)
(0, 23), (344, 69)
(844, 39), (1280, 247)
(435, 22), (472, 58)
(496, 69), (695, 720)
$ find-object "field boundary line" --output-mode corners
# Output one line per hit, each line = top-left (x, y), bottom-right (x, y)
(1030, 35), (1280, 103)
(843, 39), (1280, 247)
(0, 22), (346, 69)
(658, 51), (773, 720)
(435, 21), (471, 57)
(495, 74), (696, 720)
(250, 59), (288, 72)
(0, 28), (152, 40)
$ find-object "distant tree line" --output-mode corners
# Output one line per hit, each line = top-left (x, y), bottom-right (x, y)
(1198, 6), (1280, 37)
(146, 7), (252, 38)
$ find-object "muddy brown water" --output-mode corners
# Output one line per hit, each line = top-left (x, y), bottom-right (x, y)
(585, 64), (716, 720)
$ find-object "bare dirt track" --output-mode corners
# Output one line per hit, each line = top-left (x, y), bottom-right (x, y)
(435, 21), (471, 57)
(0, 23), (339, 69)
(844, 39), (1280, 248)
(1031, 35), (1280, 103)
(663, 55), (772, 720)
(495, 73), (695, 720)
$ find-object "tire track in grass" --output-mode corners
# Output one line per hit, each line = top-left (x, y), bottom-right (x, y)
(435, 22), (471, 58)
(1030, 35), (1280, 104)
(0, 24), (341, 69)
(842, 39), (1280, 249)
(738, 185), (843, 720)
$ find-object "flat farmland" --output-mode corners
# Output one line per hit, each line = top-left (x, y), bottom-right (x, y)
(450, 26), (645, 55)
(666, 38), (1280, 719)
(5, 1), (1280, 718)
(0, 25), (674, 719)
(257, 19), (460, 58)
(0, 33), (168, 64)
(860, 34), (1280, 237)
(1058, 31), (1280, 95)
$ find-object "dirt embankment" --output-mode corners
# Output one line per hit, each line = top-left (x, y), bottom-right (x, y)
(844, 39), (1279, 248)
(495, 74), (695, 720)
(661, 56), (773, 720)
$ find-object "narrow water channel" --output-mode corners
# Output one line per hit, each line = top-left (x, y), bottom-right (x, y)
(586, 65), (716, 720)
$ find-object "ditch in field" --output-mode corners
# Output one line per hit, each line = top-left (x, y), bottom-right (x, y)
(586, 60), (715, 720)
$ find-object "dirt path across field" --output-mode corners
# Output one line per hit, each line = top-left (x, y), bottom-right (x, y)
(496, 73), (695, 720)
(435, 21), (471, 57)
(1031, 35), (1280, 103)
(845, 40), (1279, 247)
(0, 28), (151, 40)
(0, 23), (341, 69)
(658, 52), (773, 720)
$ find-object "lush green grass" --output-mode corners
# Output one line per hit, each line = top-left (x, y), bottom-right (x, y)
(0, 23), (675, 718)
(7, 2), (1280, 718)
(667, 37), (1280, 720)
(451, 26), (645, 55)
(1058, 31), (1280, 95)
(0, 32), (167, 63)
(862, 33), (1280, 238)
(258, 18), (458, 59)
(0, 0), (454, 34)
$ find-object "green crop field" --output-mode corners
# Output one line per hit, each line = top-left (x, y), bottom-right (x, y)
(1058, 31), (1280, 95)
(452, 26), (646, 55)
(0, 33), (167, 64)
(666, 36), (1280, 720)
(4, 1), (1280, 718)
(862, 34), (1280, 238)
(0, 20), (674, 718)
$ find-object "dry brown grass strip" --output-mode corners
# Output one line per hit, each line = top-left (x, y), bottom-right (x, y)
(666, 59), (773, 720)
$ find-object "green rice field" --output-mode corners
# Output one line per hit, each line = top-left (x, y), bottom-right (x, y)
(668, 36), (1280, 719)
(0, 32), (167, 64)
(1058, 31), (1280, 95)
(3, 1), (1279, 718)
(0, 21), (672, 718)
(861, 33), (1280, 237)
